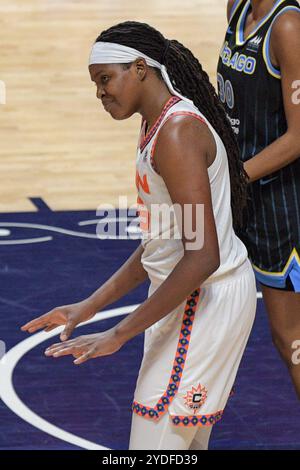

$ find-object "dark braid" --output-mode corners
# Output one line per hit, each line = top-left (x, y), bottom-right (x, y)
(96, 21), (248, 230)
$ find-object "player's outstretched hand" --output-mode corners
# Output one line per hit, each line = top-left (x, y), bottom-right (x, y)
(21, 299), (97, 341)
(44, 330), (122, 365)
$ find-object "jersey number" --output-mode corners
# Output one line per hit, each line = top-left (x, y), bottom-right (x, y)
(217, 73), (234, 109)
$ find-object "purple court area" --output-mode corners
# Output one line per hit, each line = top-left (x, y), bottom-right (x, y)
(0, 198), (299, 450)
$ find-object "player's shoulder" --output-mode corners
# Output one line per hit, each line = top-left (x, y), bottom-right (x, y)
(154, 113), (216, 177)
(154, 113), (216, 172)
(271, 7), (300, 39)
(158, 113), (210, 147)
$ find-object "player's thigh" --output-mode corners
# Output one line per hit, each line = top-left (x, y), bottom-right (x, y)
(262, 285), (300, 341)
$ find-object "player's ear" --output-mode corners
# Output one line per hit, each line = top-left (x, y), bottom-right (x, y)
(134, 58), (147, 81)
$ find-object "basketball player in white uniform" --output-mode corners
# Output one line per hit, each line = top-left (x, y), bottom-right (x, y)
(21, 21), (257, 450)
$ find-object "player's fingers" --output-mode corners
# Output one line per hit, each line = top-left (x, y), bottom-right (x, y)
(74, 349), (94, 365)
(60, 320), (76, 341)
(44, 324), (60, 333)
(27, 324), (48, 334)
(46, 339), (75, 351)
(45, 346), (76, 358)
(45, 340), (78, 355)
(45, 345), (67, 355)
(21, 317), (49, 332)
(45, 342), (61, 352)
(52, 347), (77, 357)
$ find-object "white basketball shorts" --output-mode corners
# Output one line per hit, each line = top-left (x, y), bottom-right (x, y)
(132, 259), (257, 427)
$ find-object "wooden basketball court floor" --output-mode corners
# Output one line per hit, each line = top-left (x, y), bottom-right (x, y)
(0, 0), (227, 213)
(0, 0), (300, 450)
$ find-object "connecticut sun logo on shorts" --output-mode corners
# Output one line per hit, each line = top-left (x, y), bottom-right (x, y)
(184, 384), (208, 414)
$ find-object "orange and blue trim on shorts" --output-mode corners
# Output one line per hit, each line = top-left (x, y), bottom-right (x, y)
(132, 289), (200, 424)
(171, 411), (224, 427)
(132, 288), (225, 427)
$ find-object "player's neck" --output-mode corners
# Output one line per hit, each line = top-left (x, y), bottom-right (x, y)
(139, 83), (172, 131)
(250, 0), (277, 20)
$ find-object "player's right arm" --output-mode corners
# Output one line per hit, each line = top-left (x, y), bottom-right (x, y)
(87, 242), (148, 313)
(21, 243), (148, 340)
(227, 0), (236, 23)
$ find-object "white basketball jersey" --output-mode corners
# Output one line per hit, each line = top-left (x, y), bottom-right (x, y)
(136, 96), (248, 284)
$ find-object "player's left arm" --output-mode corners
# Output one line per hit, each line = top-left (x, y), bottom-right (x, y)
(244, 11), (300, 182)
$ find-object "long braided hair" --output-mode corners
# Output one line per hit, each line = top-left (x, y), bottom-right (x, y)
(95, 21), (248, 230)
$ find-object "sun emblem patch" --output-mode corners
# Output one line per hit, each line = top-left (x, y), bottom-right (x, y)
(184, 384), (208, 414)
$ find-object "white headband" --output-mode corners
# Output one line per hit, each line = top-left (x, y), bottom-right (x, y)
(89, 41), (194, 106)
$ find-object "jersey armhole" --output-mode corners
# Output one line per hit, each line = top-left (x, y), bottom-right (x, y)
(150, 112), (207, 176)
(263, 6), (300, 80)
